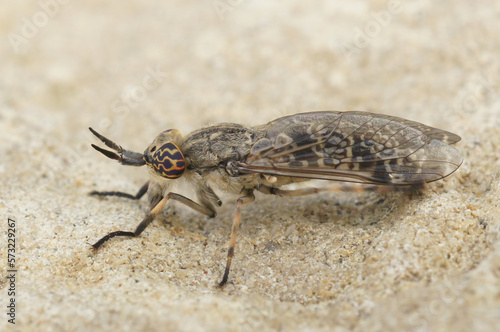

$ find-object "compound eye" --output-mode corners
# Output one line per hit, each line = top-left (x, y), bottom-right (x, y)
(151, 142), (185, 179)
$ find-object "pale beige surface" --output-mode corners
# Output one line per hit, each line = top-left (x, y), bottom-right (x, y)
(1, 1), (500, 331)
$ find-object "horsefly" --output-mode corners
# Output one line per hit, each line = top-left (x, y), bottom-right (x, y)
(88, 111), (462, 286)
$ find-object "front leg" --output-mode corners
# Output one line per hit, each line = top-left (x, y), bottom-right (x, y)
(92, 192), (217, 250)
(92, 194), (168, 249)
(90, 181), (149, 200)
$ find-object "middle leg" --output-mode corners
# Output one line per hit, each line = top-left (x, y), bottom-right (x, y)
(219, 190), (255, 287)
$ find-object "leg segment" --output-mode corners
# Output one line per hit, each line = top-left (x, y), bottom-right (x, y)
(167, 192), (217, 218)
(92, 195), (168, 250)
(90, 181), (149, 200)
(92, 191), (217, 250)
(219, 191), (255, 287)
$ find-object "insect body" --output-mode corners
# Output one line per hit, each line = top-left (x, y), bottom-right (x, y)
(89, 111), (462, 286)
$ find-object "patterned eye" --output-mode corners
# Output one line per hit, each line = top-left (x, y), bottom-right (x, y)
(151, 142), (186, 179)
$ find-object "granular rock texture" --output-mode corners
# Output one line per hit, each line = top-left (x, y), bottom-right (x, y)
(1, 1), (499, 331)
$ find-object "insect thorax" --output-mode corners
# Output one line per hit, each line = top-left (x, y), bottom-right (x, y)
(181, 123), (257, 170)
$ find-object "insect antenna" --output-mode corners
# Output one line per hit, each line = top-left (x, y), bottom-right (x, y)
(89, 127), (146, 166)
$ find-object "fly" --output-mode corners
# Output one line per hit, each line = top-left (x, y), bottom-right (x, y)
(88, 111), (463, 286)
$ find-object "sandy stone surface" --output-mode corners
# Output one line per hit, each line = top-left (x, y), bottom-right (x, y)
(1, 1), (499, 331)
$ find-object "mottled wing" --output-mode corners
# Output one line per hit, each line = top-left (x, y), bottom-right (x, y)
(236, 111), (463, 185)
